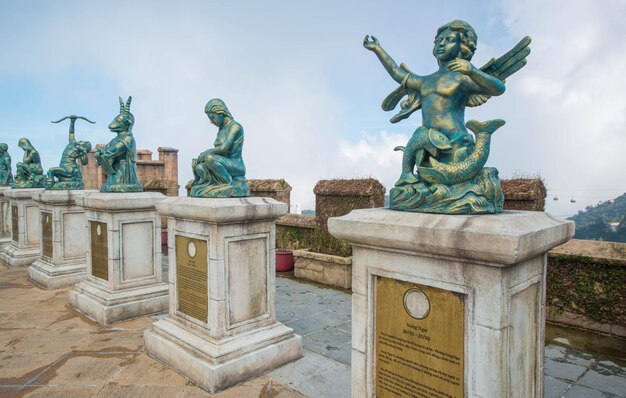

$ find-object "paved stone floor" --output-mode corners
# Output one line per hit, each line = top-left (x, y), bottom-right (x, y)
(0, 263), (624, 397)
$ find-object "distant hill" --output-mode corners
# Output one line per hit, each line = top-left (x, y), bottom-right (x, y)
(568, 192), (626, 243)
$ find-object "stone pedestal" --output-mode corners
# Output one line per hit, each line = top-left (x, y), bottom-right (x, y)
(28, 190), (96, 289)
(0, 188), (45, 267)
(328, 209), (574, 398)
(144, 197), (302, 393)
(69, 192), (168, 324)
(0, 186), (10, 249)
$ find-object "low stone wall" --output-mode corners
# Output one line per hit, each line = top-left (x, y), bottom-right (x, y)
(546, 239), (626, 338)
(293, 250), (352, 289)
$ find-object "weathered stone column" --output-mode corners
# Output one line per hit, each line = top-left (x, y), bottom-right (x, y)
(0, 188), (45, 267)
(144, 197), (302, 393)
(0, 186), (11, 249)
(69, 192), (168, 324)
(28, 190), (96, 289)
(329, 209), (574, 398)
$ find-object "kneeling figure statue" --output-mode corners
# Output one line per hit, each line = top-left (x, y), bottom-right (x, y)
(189, 98), (249, 198)
(13, 138), (45, 189)
(46, 115), (93, 190)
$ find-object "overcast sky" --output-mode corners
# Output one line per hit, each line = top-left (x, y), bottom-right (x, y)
(1, 0), (624, 217)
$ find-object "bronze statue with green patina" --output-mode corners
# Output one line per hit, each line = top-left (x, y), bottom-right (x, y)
(94, 97), (143, 193)
(364, 20), (531, 214)
(12, 138), (45, 189)
(189, 98), (249, 198)
(46, 115), (94, 190)
(0, 143), (13, 186)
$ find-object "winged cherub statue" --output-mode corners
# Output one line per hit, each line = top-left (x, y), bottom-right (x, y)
(364, 20), (531, 214)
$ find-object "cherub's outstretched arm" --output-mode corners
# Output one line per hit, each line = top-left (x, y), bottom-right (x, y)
(449, 59), (505, 96)
(363, 35), (411, 85)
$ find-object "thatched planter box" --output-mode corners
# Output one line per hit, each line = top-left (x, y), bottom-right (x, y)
(293, 249), (352, 289)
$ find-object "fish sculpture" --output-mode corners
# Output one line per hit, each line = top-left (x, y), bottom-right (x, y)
(417, 119), (505, 186)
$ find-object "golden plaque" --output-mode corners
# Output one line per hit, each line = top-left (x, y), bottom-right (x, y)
(90, 221), (108, 280)
(176, 235), (208, 323)
(11, 205), (18, 242)
(41, 211), (53, 259)
(375, 277), (464, 398)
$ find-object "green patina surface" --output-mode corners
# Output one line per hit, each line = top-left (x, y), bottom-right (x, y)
(0, 143), (13, 186)
(364, 20), (531, 214)
(46, 116), (93, 190)
(94, 96), (143, 193)
(547, 253), (626, 325)
(189, 98), (249, 198)
(12, 138), (45, 188)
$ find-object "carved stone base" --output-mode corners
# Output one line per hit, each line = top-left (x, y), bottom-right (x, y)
(144, 317), (302, 393)
(0, 188), (45, 267)
(69, 280), (169, 324)
(29, 259), (87, 290)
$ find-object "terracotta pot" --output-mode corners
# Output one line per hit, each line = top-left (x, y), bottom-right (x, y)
(276, 250), (294, 272)
(161, 229), (168, 247)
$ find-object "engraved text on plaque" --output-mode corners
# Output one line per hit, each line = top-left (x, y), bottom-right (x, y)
(375, 277), (464, 398)
(41, 211), (53, 259)
(176, 235), (208, 323)
(11, 205), (18, 243)
(90, 221), (108, 280)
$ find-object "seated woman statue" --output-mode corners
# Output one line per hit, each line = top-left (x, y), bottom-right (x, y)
(46, 115), (93, 190)
(189, 98), (250, 198)
(13, 138), (45, 188)
(0, 143), (14, 186)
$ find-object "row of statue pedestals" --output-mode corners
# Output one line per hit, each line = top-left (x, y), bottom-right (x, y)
(0, 185), (576, 397)
(0, 187), (302, 393)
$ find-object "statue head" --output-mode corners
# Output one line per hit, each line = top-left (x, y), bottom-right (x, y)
(204, 98), (232, 127)
(434, 20), (477, 62)
(17, 138), (33, 150)
(108, 96), (135, 133)
(0, 143), (7, 153)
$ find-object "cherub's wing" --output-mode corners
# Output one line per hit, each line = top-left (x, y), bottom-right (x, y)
(467, 36), (532, 107)
(381, 63), (422, 123)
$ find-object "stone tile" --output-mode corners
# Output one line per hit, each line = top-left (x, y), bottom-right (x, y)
(85, 329), (145, 352)
(545, 344), (568, 360)
(336, 320), (351, 333)
(268, 349), (349, 390)
(302, 326), (351, 354)
(0, 288), (57, 312)
(564, 384), (620, 398)
(284, 317), (327, 336)
(544, 375), (571, 398)
(0, 352), (61, 382)
(109, 316), (155, 330)
(577, 361), (626, 397)
(20, 385), (102, 397)
(292, 363), (351, 398)
(180, 377), (307, 398)
(0, 311), (68, 330)
(41, 353), (135, 386)
(96, 384), (186, 398)
(544, 358), (588, 382)
(0, 328), (39, 353)
(322, 343), (352, 366)
(7, 329), (99, 354)
(110, 353), (188, 386)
